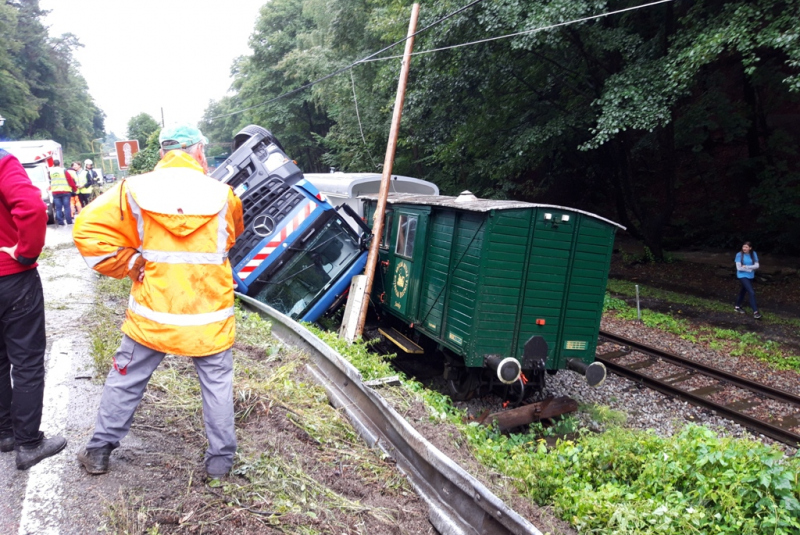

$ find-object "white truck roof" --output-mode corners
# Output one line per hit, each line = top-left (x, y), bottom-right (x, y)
(0, 140), (63, 166)
(302, 172), (440, 232)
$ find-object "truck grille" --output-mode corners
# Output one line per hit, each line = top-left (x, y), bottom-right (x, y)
(230, 178), (306, 267)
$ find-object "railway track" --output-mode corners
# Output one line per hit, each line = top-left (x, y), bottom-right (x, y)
(237, 293), (542, 535)
(597, 330), (800, 447)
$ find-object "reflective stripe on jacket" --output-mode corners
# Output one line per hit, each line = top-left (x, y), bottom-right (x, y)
(50, 167), (71, 193)
(72, 151), (244, 356)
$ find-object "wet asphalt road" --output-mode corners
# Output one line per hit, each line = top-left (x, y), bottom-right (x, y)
(0, 224), (103, 534)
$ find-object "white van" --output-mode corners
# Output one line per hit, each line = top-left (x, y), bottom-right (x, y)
(0, 140), (62, 225)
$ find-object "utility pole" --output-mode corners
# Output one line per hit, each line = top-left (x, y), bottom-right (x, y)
(354, 3), (420, 339)
(161, 108), (165, 128)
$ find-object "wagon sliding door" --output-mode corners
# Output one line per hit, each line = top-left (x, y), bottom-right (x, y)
(416, 210), (455, 337)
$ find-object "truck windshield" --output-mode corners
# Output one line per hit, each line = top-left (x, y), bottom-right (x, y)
(251, 213), (362, 318)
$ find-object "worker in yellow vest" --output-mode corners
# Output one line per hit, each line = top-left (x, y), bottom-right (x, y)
(76, 160), (93, 208)
(84, 159), (100, 202)
(49, 160), (77, 226)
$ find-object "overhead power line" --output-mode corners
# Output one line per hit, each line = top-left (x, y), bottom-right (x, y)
(209, 0), (674, 121)
(363, 0), (676, 62)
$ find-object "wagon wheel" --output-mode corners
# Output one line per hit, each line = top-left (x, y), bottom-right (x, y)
(502, 377), (528, 407)
(446, 366), (481, 401)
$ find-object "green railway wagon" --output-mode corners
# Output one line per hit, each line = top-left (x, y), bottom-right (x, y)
(363, 191), (624, 398)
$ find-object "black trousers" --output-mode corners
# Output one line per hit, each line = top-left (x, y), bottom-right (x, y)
(0, 269), (46, 447)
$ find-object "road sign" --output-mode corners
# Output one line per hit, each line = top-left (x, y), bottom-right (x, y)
(115, 140), (140, 169)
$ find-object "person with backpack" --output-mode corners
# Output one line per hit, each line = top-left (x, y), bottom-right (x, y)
(734, 241), (762, 319)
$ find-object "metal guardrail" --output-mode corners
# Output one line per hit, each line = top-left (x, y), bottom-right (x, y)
(237, 293), (542, 535)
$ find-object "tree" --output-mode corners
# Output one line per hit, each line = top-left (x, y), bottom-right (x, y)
(128, 128), (161, 176)
(127, 113), (160, 149)
(0, 0), (104, 158)
(0, 1), (38, 136)
(208, 0), (800, 256)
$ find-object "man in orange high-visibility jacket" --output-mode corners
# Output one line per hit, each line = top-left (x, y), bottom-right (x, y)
(72, 124), (244, 478)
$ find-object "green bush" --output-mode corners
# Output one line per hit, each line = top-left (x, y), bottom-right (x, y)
(312, 306), (800, 534)
(466, 424), (800, 534)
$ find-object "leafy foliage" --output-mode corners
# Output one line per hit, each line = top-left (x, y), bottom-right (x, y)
(127, 128), (161, 176)
(206, 0), (800, 256)
(481, 425), (800, 534)
(0, 0), (104, 159)
(126, 113), (160, 149)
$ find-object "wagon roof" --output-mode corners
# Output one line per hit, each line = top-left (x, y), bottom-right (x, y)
(361, 192), (626, 230)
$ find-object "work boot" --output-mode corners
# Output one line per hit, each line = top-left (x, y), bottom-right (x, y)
(0, 435), (14, 453)
(77, 446), (112, 474)
(16, 436), (67, 470)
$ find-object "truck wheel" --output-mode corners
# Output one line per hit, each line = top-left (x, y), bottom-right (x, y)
(233, 125), (284, 152)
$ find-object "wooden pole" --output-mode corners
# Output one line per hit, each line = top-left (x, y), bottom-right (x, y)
(354, 3), (420, 338)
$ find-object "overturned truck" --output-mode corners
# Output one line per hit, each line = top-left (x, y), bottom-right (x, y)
(211, 126), (370, 321)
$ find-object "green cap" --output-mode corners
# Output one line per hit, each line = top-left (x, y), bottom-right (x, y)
(159, 123), (208, 150)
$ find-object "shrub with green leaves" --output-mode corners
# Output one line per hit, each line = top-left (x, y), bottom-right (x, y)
(465, 424), (800, 534)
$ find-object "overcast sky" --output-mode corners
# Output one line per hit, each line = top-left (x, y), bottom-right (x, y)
(40, 0), (266, 138)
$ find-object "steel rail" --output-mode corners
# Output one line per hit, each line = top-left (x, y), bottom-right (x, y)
(597, 330), (800, 447)
(598, 330), (800, 406)
(237, 293), (542, 535)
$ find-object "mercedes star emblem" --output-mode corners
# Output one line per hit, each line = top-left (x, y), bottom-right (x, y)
(253, 215), (275, 237)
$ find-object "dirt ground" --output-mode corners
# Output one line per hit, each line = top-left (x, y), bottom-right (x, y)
(608, 243), (800, 351)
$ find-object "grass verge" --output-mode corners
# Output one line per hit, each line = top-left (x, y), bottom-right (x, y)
(604, 285), (800, 371)
(87, 276), (130, 378)
(104, 306), (425, 534)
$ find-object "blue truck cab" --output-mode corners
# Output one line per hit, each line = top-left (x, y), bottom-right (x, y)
(211, 126), (369, 322)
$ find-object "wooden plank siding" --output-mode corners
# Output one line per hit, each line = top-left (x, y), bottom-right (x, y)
(558, 217), (615, 363)
(472, 210), (529, 366)
(517, 209), (575, 368)
(442, 213), (484, 358)
(417, 211), (455, 335)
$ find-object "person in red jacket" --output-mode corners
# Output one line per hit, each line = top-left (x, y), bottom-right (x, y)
(0, 149), (67, 470)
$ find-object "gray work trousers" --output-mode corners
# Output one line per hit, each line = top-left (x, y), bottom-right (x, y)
(87, 335), (236, 475)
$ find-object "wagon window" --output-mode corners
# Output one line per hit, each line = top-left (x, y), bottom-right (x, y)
(380, 211), (393, 249)
(395, 214), (417, 258)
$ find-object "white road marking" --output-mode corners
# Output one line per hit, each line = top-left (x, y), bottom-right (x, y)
(18, 339), (73, 535)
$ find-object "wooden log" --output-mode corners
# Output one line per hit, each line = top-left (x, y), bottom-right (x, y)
(481, 396), (578, 431)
